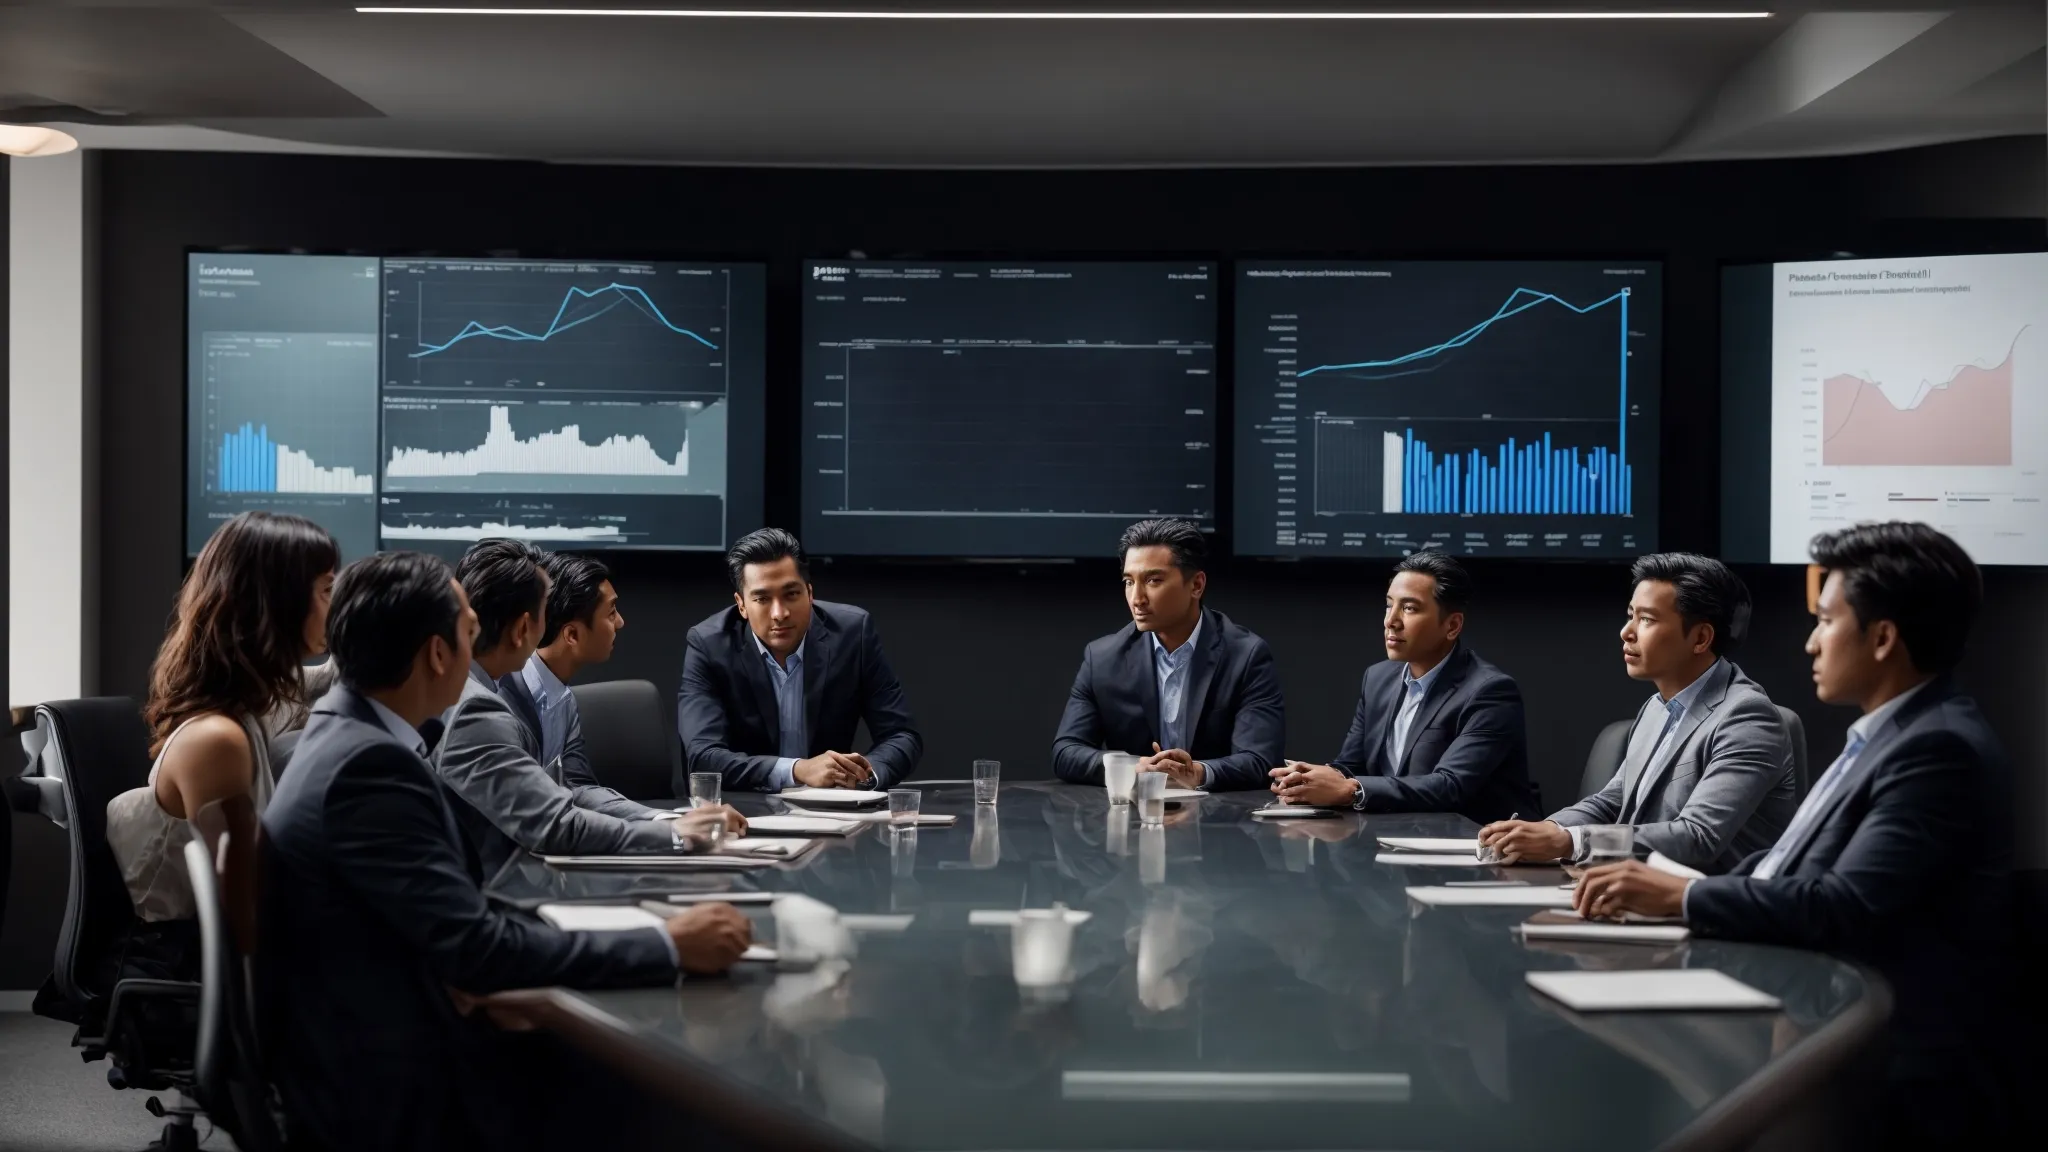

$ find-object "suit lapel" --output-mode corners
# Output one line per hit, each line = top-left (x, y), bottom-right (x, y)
(1178, 611), (1222, 750)
(1773, 680), (1944, 868)
(1396, 649), (1467, 775)
(499, 671), (543, 746)
(1627, 703), (1710, 820)
(732, 616), (783, 738)
(801, 612), (831, 753)
(1617, 696), (1665, 807)
(1129, 630), (1163, 742)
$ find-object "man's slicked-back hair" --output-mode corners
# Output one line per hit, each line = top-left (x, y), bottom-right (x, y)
(1392, 549), (1472, 614)
(1118, 518), (1207, 576)
(455, 538), (548, 654)
(1629, 552), (1752, 655)
(727, 527), (808, 592)
(1809, 521), (1981, 675)
(539, 553), (612, 649)
(328, 551), (462, 692)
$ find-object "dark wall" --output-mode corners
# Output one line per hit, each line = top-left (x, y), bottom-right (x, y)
(88, 141), (2048, 858)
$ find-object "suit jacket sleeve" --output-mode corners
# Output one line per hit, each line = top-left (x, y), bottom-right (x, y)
(1550, 765), (1624, 829)
(558, 701), (665, 821)
(326, 743), (675, 992)
(1685, 729), (1977, 951)
(1329, 675), (1376, 776)
(1199, 641), (1286, 791)
(438, 695), (677, 857)
(1354, 674), (1525, 813)
(1052, 651), (1108, 784)
(1631, 695), (1791, 871)
(677, 628), (785, 793)
(855, 617), (922, 790)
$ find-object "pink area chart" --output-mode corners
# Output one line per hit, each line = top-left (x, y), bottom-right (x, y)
(1821, 335), (2017, 466)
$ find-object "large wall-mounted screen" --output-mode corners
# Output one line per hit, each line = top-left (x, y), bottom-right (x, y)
(801, 260), (1217, 557)
(1234, 260), (1661, 559)
(1722, 252), (2045, 566)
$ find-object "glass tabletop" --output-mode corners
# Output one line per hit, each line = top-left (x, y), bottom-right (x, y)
(489, 782), (1876, 1152)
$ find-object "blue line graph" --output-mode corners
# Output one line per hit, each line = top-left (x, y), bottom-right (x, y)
(1294, 287), (1627, 378)
(410, 282), (719, 359)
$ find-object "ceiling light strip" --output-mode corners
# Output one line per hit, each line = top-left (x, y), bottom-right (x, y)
(354, 8), (1776, 20)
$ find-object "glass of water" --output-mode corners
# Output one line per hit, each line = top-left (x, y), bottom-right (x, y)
(973, 759), (1001, 805)
(689, 772), (722, 810)
(1103, 752), (1140, 804)
(887, 788), (922, 828)
(1134, 770), (1167, 826)
(1584, 824), (1635, 868)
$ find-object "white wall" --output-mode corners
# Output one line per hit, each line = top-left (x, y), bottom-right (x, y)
(8, 152), (91, 704)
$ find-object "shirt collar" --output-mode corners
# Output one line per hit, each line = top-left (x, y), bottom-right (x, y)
(467, 661), (502, 696)
(1404, 648), (1452, 695)
(364, 696), (428, 756)
(522, 651), (566, 705)
(751, 630), (806, 673)
(1848, 677), (1935, 745)
(1662, 657), (1726, 717)
(1149, 610), (1205, 668)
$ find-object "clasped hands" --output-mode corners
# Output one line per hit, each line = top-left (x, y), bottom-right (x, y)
(1140, 742), (1206, 789)
(793, 750), (877, 789)
(1475, 820), (1690, 919)
(1265, 760), (1356, 807)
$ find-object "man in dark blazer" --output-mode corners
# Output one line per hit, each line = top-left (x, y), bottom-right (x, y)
(1052, 518), (1284, 791)
(258, 551), (751, 1152)
(1576, 522), (2012, 1141)
(679, 527), (923, 792)
(1274, 550), (1538, 823)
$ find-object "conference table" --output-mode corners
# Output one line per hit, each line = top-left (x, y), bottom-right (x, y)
(485, 782), (1888, 1152)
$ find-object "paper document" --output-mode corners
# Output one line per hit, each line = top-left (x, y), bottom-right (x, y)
(538, 904), (664, 932)
(743, 814), (864, 837)
(1407, 885), (1574, 908)
(1376, 853), (1517, 868)
(969, 908), (1092, 927)
(740, 945), (778, 963)
(540, 854), (776, 870)
(661, 891), (777, 905)
(778, 788), (889, 808)
(1378, 837), (1479, 853)
(1251, 806), (1336, 820)
(1646, 851), (1706, 880)
(721, 838), (809, 858)
(1518, 921), (1691, 944)
(1526, 969), (1780, 1012)
(1160, 788), (1208, 802)
(784, 805), (956, 827)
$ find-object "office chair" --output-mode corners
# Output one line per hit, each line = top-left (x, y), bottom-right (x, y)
(1777, 705), (1811, 799)
(186, 796), (288, 1152)
(27, 698), (204, 1149)
(1576, 718), (1635, 802)
(571, 679), (681, 802)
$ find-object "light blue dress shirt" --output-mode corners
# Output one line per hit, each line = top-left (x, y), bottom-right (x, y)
(1387, 655), (1450, 768)
(1681, 678), (1934, 919)
(754, 632), (808, 791)
(520, 653), (575, 768)
(1149, 612), (1211, 788)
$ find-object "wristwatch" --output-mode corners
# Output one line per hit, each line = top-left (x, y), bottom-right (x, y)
(1349, 778), (1369, 812)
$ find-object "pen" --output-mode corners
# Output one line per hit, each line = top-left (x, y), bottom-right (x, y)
(1477, 812), (1520, 861)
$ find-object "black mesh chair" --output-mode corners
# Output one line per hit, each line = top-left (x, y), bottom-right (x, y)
(186, 795), (288, 1152)
(571, 679), (681, 802)
(1777, 705), (1811, 799)
(1576, 718), (1635, 802)
(28, 698), (203, 1148)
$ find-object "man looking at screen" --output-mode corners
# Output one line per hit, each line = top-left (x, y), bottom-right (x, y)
(678, 528), (923, 792)
(1052, 518), (1285, 791)
(1272, 550), (1538, 823)
(1477, 553), (1797, 872)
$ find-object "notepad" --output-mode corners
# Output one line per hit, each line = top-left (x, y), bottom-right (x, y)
(778, 788), (889, 808)
(1378, 836), (1479, 854)
(721, 838), (810, 858)
(1525, 969), (1780, 1012)
(1160, 788), (1209, 802)
(968, 908), (1093, 927)
(1406, 885), (1574, 908)
(539, 903), (668, 932)
(1375, 852), (1504, 868)
(1518, 921), (1691, 944)
(1646, 851), (1707, 880)
(540, 854), (776, 870)
(742, 814), (864, 837)
(1251, 806), (1337, 820)
(782, 805), (957, 827)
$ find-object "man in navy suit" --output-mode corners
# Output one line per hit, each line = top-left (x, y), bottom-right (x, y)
(1273, 550), (1538, 824)
(1052, 518), (1285, 791)
(679, 527), (924, 792)
(258, 551), (753, 1152)
(1577, 522), (2011, 1140)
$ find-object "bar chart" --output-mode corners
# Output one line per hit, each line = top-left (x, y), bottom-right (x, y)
(218, 422), (375, 495)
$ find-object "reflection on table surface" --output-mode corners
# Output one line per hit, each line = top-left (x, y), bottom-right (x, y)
(488, 782), (1872, 1152)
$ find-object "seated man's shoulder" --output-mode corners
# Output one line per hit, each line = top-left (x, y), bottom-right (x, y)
(811, 599), (872, 631)
(1463, 651), (1520, 693)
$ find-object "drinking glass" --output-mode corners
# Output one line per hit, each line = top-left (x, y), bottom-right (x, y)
(1135, 770), (1167, 826)
(971, 807), (1001, 869)
(689, 772), (722, 810)
(1103, 752), (1140, 804)
(887, 788), (922, 828)
(1584, 824), (1635, 867)
(973, 760), (1001, 806)
(1012, 907), (1076, 991)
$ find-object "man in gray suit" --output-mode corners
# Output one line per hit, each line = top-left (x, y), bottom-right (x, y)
(437, 539), (741, 877)
(1479, 553), (1796, 873)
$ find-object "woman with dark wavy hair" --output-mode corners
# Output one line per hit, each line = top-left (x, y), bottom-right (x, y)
(106, 511), (339, 939)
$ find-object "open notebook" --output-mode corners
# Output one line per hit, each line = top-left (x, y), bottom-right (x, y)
(536, 903), (775, 961)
